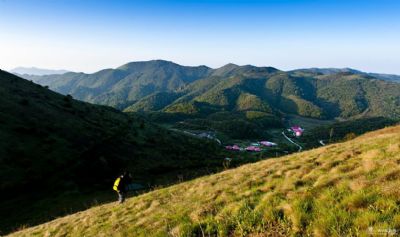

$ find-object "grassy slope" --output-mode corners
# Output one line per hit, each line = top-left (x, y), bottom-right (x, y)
(10, 125), (400, 237)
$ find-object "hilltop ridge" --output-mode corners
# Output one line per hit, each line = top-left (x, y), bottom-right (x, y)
(10, 67), (69, 76)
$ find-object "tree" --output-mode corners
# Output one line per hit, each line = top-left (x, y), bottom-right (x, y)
(329, 127), (334, 143)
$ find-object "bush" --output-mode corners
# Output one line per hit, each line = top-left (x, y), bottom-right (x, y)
(343, 132), (357, 141)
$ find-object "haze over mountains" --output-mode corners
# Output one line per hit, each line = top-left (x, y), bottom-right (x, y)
(291, 67), (400, 83)
(10, 67), (69, 76)
(19, 60), (400, 121)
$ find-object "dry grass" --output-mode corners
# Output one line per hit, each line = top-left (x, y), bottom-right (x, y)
(9, 125), (400, 237)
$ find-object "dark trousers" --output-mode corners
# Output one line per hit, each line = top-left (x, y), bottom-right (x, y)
(118, 191), (126, 203)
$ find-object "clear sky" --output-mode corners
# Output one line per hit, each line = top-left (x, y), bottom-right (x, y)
(1, 0), (400, 74)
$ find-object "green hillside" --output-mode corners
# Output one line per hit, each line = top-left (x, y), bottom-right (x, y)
(21, 60), (212, 109)
(20, 61), (400, 121)
(10, 125), (400, 236)
(0, 70), (225, 234)
(161, 71), (399, 140)
(124, 92), (183, 112)
(18, 61), (400, 146)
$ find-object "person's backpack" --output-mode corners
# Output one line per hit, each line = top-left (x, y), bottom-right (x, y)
(113, 177), (121, 192)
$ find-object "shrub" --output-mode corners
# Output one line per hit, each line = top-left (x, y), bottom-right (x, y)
(343, 132), (357, 141)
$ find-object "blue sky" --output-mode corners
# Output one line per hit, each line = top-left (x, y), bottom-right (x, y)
(1, 0), (400, 74)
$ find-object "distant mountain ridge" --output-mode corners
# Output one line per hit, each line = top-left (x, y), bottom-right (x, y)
(10, 66), (69, 76)
(291, 67), (400, 82)
(17, 60), (400, 120)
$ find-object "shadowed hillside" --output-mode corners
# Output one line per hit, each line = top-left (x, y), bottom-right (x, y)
(0, 70), (225, 234)
(10, 125), (400, 236)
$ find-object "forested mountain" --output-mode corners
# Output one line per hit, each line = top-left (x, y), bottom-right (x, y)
(291, 67), (400, 83)
(368, 73), (400, 82)
(21, 60), (213, 109)
(20, 60), (400, 121)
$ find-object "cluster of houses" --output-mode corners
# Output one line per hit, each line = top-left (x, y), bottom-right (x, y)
(225, 125), (304, 153)
(225, 140), (277, 152)
(288, 126), (304, 137)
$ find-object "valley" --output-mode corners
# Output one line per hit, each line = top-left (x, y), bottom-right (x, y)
(19, 60), (400, 155)
(2, 61), (399, 235)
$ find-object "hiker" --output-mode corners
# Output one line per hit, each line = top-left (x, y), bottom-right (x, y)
(113, 171), (132, 203)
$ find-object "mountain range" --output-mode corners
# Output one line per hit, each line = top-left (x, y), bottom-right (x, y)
(2, 62), (400, 235)
(291, 67), (400, 83)
(19, 60), (400, 121)
(10, 67), (69, 76)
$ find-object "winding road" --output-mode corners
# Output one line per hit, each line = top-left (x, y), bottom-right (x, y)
(281, 131), (303, 152)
